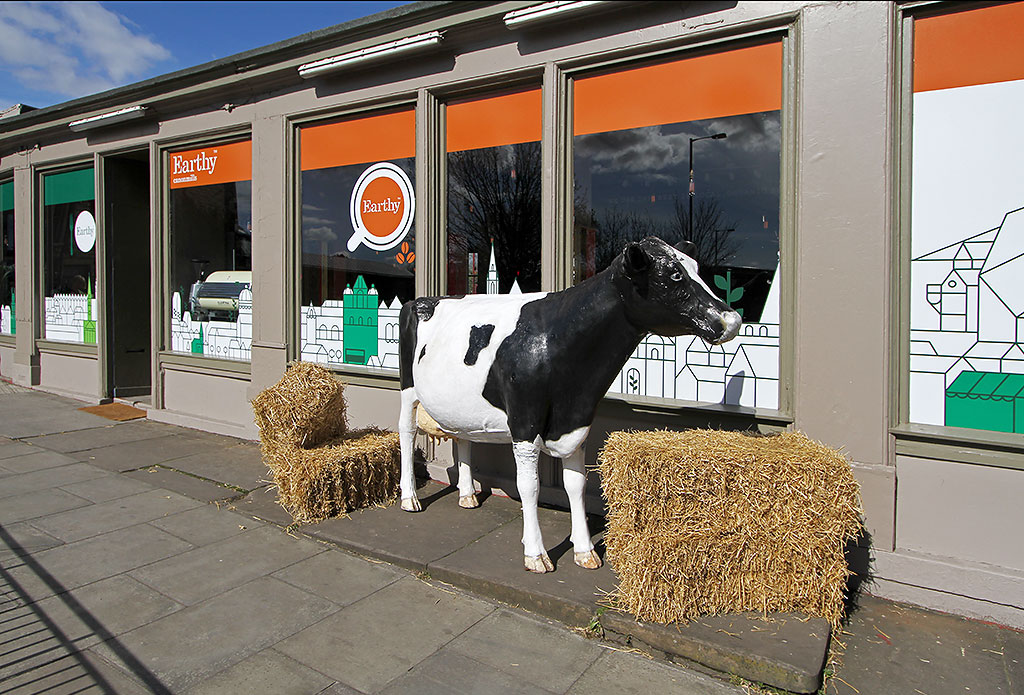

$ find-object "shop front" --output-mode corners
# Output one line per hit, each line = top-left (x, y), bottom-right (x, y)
(0, 0), (1021, 628)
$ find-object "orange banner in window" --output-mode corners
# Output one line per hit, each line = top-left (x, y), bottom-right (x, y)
(169, 140), (251, 189)
(914, 2), (1024, 93)
(574, 42), (782, 136)
(301, 109), (415, 171)
(447, 88), (542, 152)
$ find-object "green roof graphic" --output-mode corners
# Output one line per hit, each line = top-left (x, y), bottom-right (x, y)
(945, 370), (1024, 433)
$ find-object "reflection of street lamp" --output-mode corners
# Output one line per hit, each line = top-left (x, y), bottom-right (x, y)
(688, 132), (728, 237)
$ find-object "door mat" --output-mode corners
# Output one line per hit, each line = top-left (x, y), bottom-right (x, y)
(79, 403), (147, 421)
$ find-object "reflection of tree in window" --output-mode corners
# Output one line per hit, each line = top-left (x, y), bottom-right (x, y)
(447, 141), (541, 294)
(573, 113), (780, 322)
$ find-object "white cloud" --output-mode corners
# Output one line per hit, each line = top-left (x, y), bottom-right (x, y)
(0, 2), (171, 101)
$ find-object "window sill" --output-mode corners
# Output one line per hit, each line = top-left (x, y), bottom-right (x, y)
(37, 339), (97, 357)
(324, 363), (401, 390)
(892, 423), (1024, 471)
(601, 391), (792, 429)
(159, 351), (251, 375)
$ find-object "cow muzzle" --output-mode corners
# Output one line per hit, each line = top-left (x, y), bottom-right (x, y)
(712, 310), (742, 344)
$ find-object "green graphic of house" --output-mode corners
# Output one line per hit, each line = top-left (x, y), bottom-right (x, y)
(83, 277), (96, 345)
(191, 324), (204, 354)
(945, 370), (1024, 434)
(342, 276), (378, 365)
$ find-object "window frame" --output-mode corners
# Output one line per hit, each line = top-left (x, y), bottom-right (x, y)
(557, 30), (797, 423)
(892, 2), (1024, 468)
(155, 128), (254, 373)
(289, 98), (419, 387)
(0, 173), (15, 345)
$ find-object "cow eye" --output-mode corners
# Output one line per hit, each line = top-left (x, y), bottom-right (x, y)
(670, 270), (686, 282)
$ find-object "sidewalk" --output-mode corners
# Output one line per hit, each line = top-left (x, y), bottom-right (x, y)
(1, 384), (1021, 694)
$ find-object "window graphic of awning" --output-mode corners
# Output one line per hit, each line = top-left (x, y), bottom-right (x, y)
(944, 370), (1024, 433)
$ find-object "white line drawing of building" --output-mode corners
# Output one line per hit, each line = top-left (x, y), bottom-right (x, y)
(170, 288), (253, 361)
(909, 205), (1024, 429)
(44, 284), (97, 344)
(0, 294), (12, 336)
(610, 263), (781, 409)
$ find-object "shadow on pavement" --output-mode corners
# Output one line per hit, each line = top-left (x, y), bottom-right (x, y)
(0, 524), (171, 694)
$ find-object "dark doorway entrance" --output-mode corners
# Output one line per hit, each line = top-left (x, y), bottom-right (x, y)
(103, 151), (151, 399)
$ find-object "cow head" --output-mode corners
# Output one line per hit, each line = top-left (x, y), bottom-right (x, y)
(614, 237), (741, 344)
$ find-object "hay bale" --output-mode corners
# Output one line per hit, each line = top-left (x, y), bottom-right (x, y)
(251, 361), (347, 449)
(262, 428), (401, 523)
(598, 429), (862, 629)
(252, 362), (400, 523)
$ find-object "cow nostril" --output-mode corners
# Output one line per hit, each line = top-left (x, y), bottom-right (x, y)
(720, 311), (742, 338)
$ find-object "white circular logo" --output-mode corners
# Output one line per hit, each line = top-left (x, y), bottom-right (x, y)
(74, 211), (96, 253)
(347, 162), (414, 253)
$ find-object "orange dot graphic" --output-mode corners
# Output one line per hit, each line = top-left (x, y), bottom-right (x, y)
(359, 176), (405, 239)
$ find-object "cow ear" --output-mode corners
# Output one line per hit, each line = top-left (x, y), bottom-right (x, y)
(623, 242), (651, 276)
(675, 240), (697, 258)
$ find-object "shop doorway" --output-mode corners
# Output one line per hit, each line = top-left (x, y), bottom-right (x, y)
(103, 150), (151, 399)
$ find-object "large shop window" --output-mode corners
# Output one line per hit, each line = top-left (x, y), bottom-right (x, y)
(573, 42), (783, 409)
(1, 180), (13, 337)
(167, 140), (252, 361)
(908, 3), (1024, 435)
(42, 167), (97, 344)
(446, 88), (541, 295)
(299, 109), (415, 371)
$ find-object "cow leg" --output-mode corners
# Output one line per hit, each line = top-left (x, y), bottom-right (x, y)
(562, 448), (601, 570)
(513, 440), (553, 573)
(398, 388), (421, 512)
(454, 439), (479, 509)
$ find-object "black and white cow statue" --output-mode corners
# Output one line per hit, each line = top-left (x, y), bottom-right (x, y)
(397, 237), (741, 573)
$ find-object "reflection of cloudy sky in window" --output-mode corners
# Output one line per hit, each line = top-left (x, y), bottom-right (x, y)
(301, 159), (415, 267)
(575, 111), (780, 269)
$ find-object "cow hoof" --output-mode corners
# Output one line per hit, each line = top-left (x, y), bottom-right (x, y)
(458, 493), (479, 509)
(574, 550), (602, 570)
(400, 496), (421, 512)
(524, 553), (555, 573)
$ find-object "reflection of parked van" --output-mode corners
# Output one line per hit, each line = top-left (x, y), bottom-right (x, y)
(189, 270), (251, 321)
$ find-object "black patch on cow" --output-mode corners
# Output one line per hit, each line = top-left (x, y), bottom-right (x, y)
(464, 325), (495, 366)
(398, 301), (419, 390)
(482, 271), (645, 445)
(418, 346), (427, 363)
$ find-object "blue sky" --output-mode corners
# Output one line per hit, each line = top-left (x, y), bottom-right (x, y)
(0, 1), (406, 111)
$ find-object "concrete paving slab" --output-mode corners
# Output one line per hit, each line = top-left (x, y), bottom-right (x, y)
(165, 443), (267, 492)
(445, 608), (603, 693)
(0, 439), (39, 461)
(0, 463), (109, 499)
(837, 593), (1014, 695)
(0, 449), (81, 474)
(272, 546), (406, 607)
(231, 486), (296, 527)
(93, 576), (338, 692)
(567, 648), (743, 695)
(75, 435), (222, 472)
(149, 505), (262, 547)
(275, 575), (494, 693)
(21, 420), (177, 454)
(0, 488), (92, 525)
(0, 641), (154, 695)
(183, 648), (335, 695)
(0, 522), (64, 561)
(602, 611), (829, 694)
(21, 574), (183, 653)
(4, 524), (192, 602)
(129, 525), (325, 605)
(0, 393), (114, 438)
(124, 466), (243, 503)
(58, 473), (155, 503)
(1000, 626), (1024, 694)
(31, 489), (202, 543)
(303, 483), (521, 573)
(319, 683), (362, 695)
(428, 503), (617, 626)
(379, 648), (557, 695)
